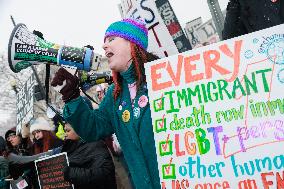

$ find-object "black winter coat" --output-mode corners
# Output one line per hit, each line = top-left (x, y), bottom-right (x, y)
(61, 140), (116, 189)
(222, 0), (284, 40)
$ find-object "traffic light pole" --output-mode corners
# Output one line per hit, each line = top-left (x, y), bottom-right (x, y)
(207, 0), (225, 40)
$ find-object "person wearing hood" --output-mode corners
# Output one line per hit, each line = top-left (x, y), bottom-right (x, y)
(62, 123), (116, 189)
(51, 18), (161, 189)
(30, 117), (63, 155)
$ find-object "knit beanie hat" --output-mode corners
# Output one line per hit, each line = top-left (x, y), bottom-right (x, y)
(30, 117), (53, 134)
(5, 128), (16, 140)
(104, 18), (148, 50)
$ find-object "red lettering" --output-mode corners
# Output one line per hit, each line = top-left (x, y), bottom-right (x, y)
(262, 172), (274, 189)
(203, 50), (231, 79)
(219, 40), (243, 82)
(175, 134), (185, 157)
(184, 54), (204, 83)
(166, 55), (183, 87)
(151, 62), (172, 91)
(181, 179), (190, 189)
(276, 171), (284, 189)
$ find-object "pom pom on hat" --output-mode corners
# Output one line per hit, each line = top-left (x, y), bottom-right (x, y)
(104, 18), (148, 50)
(30, 117), (53, 134)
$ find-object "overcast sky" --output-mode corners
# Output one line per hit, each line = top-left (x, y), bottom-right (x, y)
(0, 0), (229, 55)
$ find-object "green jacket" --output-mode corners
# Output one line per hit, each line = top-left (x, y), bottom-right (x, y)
(63, 81), (161, 189)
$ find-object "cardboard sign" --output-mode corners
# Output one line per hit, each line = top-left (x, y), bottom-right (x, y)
(16, 72), (36, 134)
(145, 24), (284, 188)
(195, 19), (220, 46)
(155, 0), (192, 53)
(184, 17), (203, 48)
(119, 0), (178, 57)
(35, 153), (73, 189)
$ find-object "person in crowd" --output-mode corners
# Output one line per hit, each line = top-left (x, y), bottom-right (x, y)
(5, 127), (31, 156)
(51, 18), (160, 189)
(0, 136), (9, 189)
(5, 127), (37, 189)
(62, 123), (116, 189)
(30, 117), (63, 155)
(96, 83), (108, 102)
(222, 0), (284, 40)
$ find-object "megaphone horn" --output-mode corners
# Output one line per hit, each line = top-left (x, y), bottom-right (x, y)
(8, 23), (102, 73)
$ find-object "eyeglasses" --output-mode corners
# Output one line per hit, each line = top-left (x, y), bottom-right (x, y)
(7, 134), (17, 142)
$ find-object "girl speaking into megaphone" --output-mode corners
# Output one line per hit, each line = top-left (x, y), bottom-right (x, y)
(51, 18), (162, 189)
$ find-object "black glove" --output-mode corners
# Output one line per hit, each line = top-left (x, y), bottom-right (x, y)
(8, 162), (24, 179)
(63, 165), (71, 181)
(51, 68), (80, 102)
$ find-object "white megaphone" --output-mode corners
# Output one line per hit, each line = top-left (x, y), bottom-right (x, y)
(8, 23), (102, 73)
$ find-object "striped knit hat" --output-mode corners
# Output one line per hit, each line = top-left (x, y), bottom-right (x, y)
(104, 18), (148, 50)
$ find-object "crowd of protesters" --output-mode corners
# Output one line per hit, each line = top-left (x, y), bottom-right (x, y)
(0, 84), (128, 189)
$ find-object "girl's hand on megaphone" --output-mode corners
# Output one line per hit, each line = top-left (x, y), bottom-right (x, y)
(51, 68), (80, 103)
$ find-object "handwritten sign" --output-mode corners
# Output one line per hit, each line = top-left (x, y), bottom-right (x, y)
(145, 24), (284, 188)
(16, 72), (36, 134)
(35, 153), (73, 189)
(119, 0), (178, 57)
(155, 0), (192, 53)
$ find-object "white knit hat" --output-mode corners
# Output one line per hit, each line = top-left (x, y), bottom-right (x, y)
(30, 117), (53, 134)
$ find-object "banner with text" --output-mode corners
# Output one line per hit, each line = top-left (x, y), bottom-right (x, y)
(155, 0), (192, 53)
(145, 24), (284, 188)
(35, 153), (74, 189)
(119, 0), (178, 57)
(16, 72), (36, 134)
(184, 17), (203, 49)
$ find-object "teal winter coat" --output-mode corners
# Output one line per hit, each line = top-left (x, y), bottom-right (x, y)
(63, 70), (161, 189)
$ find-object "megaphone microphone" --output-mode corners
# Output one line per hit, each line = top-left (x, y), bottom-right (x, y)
(79, 71), (113, 90)
(8, 23), (102, 73)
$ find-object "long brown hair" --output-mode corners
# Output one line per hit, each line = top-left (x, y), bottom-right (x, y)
(33, 130), (59, 155)
(112, 42), (159, 100)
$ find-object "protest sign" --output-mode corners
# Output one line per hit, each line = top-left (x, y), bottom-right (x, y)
(119, 0), (178, 57)
(155, 0), (192, 53)
(184, 17), (203, 48)
(195, 19), (220, 46)
(16, 72), (36, 134)
(35, 153), (73, 189)
(145, 24), (284, 188)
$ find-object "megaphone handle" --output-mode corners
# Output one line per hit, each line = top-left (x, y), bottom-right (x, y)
(91, 53), (102, 71)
